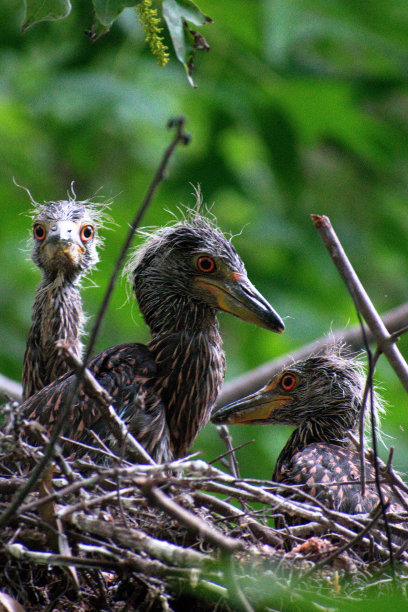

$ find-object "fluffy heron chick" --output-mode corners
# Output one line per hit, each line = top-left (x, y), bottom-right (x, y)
(22, 196), (106, 399)
(212, 349), (402, 516)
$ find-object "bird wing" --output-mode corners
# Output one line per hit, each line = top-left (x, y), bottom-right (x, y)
(275, 443), (400, 514)
(22, 342), (170, 460)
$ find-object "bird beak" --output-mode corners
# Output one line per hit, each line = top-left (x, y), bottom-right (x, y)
(43, 221), (85, 260)
(211, 384), (291, 425)
(196, 273), (285, 333)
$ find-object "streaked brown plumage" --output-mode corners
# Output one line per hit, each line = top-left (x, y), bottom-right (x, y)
(212, 349), (403, 516)
(22, 197), (106, 400)
(21, 210), (284, 461)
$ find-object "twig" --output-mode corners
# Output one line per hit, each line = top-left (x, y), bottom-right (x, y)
(138, 479), (244, 553)
(59, 345), (156, 465)
(84, 116), (190, 363)
(193, 490), (283, 547)
(303, 501), (385, 577)
(70, 512), (212, 568)
(217, 302), (408, 407)
(208, 439), (254, 466)
(216, 425), (241, 479)
(311, 214), (408, 393)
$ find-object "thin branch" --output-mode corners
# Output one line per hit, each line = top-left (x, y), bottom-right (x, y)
(138, 479), (244, 553)
(217, 302), (408, 407)
(216, 425), (241, 479)
(70, 512), (211, 568)
(84, 116), (190, 363)
(303, 501), (385, 577)
(59, 345), (156, 465)
(311, 214), (408, 393)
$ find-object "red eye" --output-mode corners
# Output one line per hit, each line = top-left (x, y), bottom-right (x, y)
(280, 373), (297, 391)
(197, 256), (216, 273)
(33, 224), (46, 241)
(80, 225), (94, 242)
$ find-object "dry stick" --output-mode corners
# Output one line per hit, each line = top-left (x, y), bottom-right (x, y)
(139, 480), (243, 553)
(0, 119), (189, 529)
(84, 116), (190, 364)
(311, 214), (408, 391)
(217, 303), (408, 407)
(69, 512), (211, 568)
(60, 345), (155, 465)
(312, 214), (399, 571)
(208, 439), (254, 466)
(193, 490), (283, 548)
(216, 425), (241, 479)
(303, 501), (386, 578)
(138, 480), (254, 611)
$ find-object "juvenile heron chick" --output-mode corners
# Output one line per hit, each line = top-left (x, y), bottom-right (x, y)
(212, 350), (401, 515)
(22, 196), (106, 400)
(22, 210), (284, 461)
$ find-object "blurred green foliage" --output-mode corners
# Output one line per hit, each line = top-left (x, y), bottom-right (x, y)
(1, 0), (408, 484)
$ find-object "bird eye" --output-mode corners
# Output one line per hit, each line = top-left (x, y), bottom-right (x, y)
(197, 256), (216, 273)
(80, 225), (94, 242)
(33, 224), (46, 241)
(280, 373), (297, 391)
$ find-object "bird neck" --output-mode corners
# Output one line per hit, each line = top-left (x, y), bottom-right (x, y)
(140, 286), (219, 335)
(22, 274), (84, 399)
(147, 298), (225, 458)
(275, 411), (358, 476)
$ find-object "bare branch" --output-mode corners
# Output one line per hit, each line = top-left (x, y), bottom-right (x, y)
(312, 214), (408, 393)
(84, 116), (190, 363)
(218, 302), (408, 407)
(59, 345), (156, 465)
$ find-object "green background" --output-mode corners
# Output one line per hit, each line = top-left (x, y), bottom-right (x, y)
(1, 0), (408, 480)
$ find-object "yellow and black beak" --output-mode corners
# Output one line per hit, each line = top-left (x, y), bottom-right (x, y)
(196, 273), (285, 333)
(211, 383), (292, 425)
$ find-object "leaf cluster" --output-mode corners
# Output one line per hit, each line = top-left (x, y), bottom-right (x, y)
(22, 0), (211, 85)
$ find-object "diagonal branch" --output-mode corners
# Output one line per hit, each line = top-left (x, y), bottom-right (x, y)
(217, 303), (408, 407)
(84, 116), (190, 363)
(59, 345), (156, 465)
(311, 214), (408, 393)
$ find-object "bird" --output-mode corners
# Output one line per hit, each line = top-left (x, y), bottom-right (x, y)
(211, 348), (403, 517)
(21, 209), (285, 462)
(22, 194), (106, 400)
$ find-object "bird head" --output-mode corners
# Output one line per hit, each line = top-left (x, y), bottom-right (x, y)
(30, 198), (106, 280)
(128, 212), (285, 335)
(212, 350), (376, 436)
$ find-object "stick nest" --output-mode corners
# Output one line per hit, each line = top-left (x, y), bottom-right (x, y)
(0, 406), (408, 612)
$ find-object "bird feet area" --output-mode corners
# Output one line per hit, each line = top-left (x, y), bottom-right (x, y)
(0, 411), (406, 611)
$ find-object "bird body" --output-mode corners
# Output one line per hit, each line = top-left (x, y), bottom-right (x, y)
(22, 212), (284, 461)
(22, 197), (105, 400)
(212, 350), (402, 516)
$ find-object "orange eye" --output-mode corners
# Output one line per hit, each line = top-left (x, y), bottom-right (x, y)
(197, 256), (216, 273)
(33, 224), (46, 241)
(280, 373), (297, 391)
(80, 225), (94, 242)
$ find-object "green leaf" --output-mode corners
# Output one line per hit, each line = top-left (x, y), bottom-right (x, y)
(92, 0), (140, 28)
(22, 0), (72, 32)
(162, 0), (212, 87)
